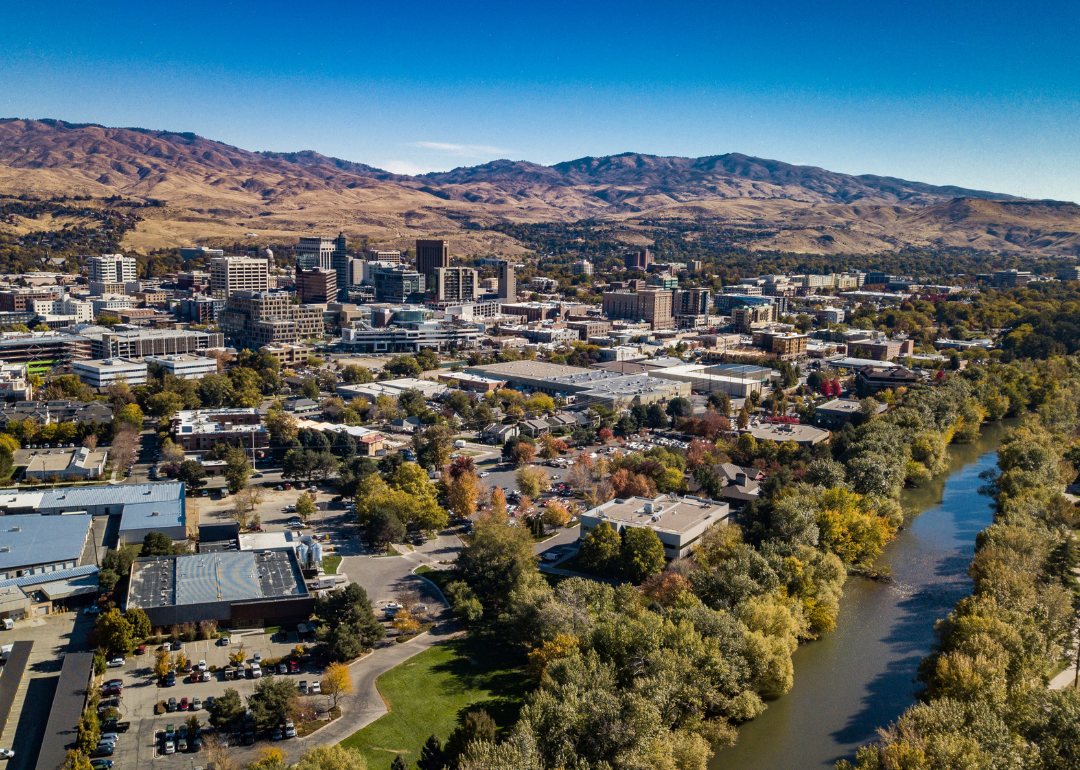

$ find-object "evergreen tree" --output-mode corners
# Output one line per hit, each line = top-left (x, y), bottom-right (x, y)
(417, 733), (447, 770)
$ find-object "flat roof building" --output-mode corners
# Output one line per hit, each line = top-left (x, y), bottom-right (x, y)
(72, 357), (147, 388)
(14, 446), (108, 481)
(743, 422), (831, 446)
(0, 514), (92, 580)
(145, 353), (219, 380)
(127, 550), (313, 628)
(171, 408), (267, 452)
(580, 494), (730, 559)
(211, 257), (270, 299)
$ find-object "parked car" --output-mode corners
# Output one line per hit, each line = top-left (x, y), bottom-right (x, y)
(272, 729), (283, 741)
(197, 659), (207, 671)
(299, 680), (308, 694)
(165, 673), (176, 687)
(178, 737), (188, 752)
(166, 698), (177, 712)
(84, 606), (101, 615)
(250, 663), (262, 678)
(310, 681), (321, 694)
(219, 636), (230, 646)
(200, 670), (211, 682)
(191, 697), (202, 711)
(278, 663), (287, 675)
(102, 685), (122, 697)
(103, 679), (123, 689)
(107, 657), (125, 668)
(90, 760), (113, 769)
(253, 653), (262, 663)
(180, 698), (189, 710)
(135, 645), (146, 655)
(288, 660), (299, 673)
(164, 741), (175, 755)
(284, 721), (297, 739)
(91, 747), (114, 758)
(171, 641), (183, 651)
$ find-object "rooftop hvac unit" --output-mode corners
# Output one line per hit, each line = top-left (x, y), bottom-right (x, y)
(0, 547), (7, 552)
(644, 502), (653, 515)
(10, 526), (19, 532)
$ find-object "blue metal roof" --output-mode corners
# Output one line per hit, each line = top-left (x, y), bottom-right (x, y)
(174, 552), (262, 605)
(39, 482), (184, 510)
(0, 514), (92, 571)
(119, 500), (185, 532)
(0, 564), (98, 590)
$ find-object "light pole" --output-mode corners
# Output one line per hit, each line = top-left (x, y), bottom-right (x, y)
(326, 695), (331, 719)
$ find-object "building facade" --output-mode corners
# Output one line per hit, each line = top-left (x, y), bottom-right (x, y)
(372, 266), (425, 303)
(416, 239), (450, 284)
(73, 358), (148, 388)
(295, 237), (335, 270)
(498, 260), (516, 301)
(210, 257), (270, 298)
(88, 254), (138, 284)
(601, 289), (674, 330)
(145, 354), (219, 380)
(220, 291), (325, 349)
(295, 266), (338, 304)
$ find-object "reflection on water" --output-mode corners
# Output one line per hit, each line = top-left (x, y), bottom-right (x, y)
(711, 421), (1011, 770)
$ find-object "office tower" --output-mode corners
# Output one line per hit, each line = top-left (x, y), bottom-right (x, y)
(572, 260), (593, 276)
(673, 288), (711, 315)
(210, 257), (270, 299)
(625, 249), (653, 271)
(364, 249), (402, 264)
(433, 267), (479, 303)
(601, 288), (674, 330)
(416, 239), (450, 283)
(497, 260), (516, 301)
(88, 254), (138, 284)
(331, 231), (350, 299)
(220, 291), (325, 348)
(295, 237), (335, 269)
(295, 266), (338, 304)
(372, 266), (426, 303)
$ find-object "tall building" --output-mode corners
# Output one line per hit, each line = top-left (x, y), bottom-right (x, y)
(220, 292), (325, 349)
(330, 231), (350, 299)
(416, 239), (450, 284)
(625, 249), (652, 271)
(295, 237), (335, 270)
(210, 257), (270, 299)
(673, 288), (712, 316)
(88, 254), (137, 284)
(433, 267), (479, 303)
(372, 266), (425, 304)
(601, 289), (674, 330)
(572, 260), (593, 276)
(497, 260), (516, 301)
(295, 266), (338, 304)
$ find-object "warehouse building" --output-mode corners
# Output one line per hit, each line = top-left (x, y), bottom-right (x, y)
(127, 549), (313, 629)
(0, 514), (93, 580)
(0, 565), (101, 619)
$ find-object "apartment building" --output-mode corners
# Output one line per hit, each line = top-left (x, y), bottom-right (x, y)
(364, 249), (403, 264)
(220, 291), (325, 349)
(625, 249), (652, 271)
(88, 254), (137, 284)
(752, 330), (808, 359)
(731, 305), (778, 332)
(295, 266), (338, 304)
(433, 267), (479, 303)
(177, 295), (225, 323)
(31, 298), (93, 323)
(673, 288), (711, 316)
(171, 408), (268, 451)
(601, 289), (674, 330)
(330, 231), (349, 298)
(210, 257), (270, 298)
(295, 237), (335, 270)
(0, 289), (63, 313)
(572, 260), (593, 276)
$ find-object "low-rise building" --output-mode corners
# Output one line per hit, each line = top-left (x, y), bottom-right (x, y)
(0, 362), (31, 401)
(72, 357), (147, 388)
(743, 421), (831, 445)
(580, 495), (731, 559)
(0, 514), (93, 580)
(855, 366), (919, 397)
(15, 446), (108, 481)
(171, 408), (268, 452)
(813, 397), (889, 430)
(145, 353), (219, 380)
(0, 400), (112, 428)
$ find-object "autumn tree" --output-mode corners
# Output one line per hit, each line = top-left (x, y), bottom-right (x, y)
(321, 661), (353, 708)
(509, 440), (536, 467)
(515, 465), (549, 498)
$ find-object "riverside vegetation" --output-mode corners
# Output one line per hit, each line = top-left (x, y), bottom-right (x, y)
(422, 359), (1080, 770)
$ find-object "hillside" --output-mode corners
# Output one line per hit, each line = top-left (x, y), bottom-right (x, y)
(0, 118), (1077, 257)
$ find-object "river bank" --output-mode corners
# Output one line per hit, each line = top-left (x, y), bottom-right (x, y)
(712, 420), (1012, 770)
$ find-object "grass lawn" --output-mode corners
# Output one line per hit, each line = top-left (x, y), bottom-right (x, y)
(341, 636), (528, 770)
(414, 565), (455, 595)
(322, 554), (342, 575)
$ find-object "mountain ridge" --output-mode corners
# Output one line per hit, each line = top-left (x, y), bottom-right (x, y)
(0, 118), (1077, 257)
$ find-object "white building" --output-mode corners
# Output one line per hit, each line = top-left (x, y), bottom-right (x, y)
(580, 495), (731, 559)
(72, 358), (147, 388)
(32, 298), (94, 323)
(0, 362), (31, 401)
(145, 353), (219, 380)
(91, 295), (133, 316)
(88, 254), (137, 285)
(296, 237), (335, 270)
(210, 257), (270, 299)
(572, 260), (593, 276)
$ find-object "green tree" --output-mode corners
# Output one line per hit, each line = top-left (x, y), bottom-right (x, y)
(314, 583), (385, 662)
(415, 349), (440, 371)
(666, 397), (693, 420)
(366, 509), (405, 547)
(95, 609), (133, 654)
(385, 355), (422, 377)
(579, 521), (621, 577)
(390, 756), (408, 770)
(177, 459), (207, 489)
(417, 734), (447, 770)
(301, 378), (320, 400)
(515, 465), (549, 499)
(208, 687), (245, 728)
(115, 403), (144, 429)
(413, 424), (454, 469)
(249, 676), (299, 730)
(125, 607), (152, 639)
(645, 402), (669, 429)
(223, 446), (252, 493)
(342, 364), (374, 384)
(141, 531), (174, 556)
(619, 526), (665, 583)
(456, 514), (539, 612)
(147, 391), (185, 418)
(444, 711), (497, 766)
(295, 492), (316, 522)
(293, 745), (370, 770)
(60, 750), (94, 770)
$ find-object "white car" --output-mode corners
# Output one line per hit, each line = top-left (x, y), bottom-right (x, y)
(478, 472), (489, 477)
(107, 657), (125, 668)
(253, 653), (262, 663)
(164, 741), (175, 755)
(0, 748), (13, 758)
(197, 660), (207, 671)
(310, 681), (321, 694)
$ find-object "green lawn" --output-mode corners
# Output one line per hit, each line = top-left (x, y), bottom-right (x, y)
(322, 554), (342, 575)
(340, 637), (528, 770)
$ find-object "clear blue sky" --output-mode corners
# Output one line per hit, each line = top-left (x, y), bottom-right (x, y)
(3, 1), (1078, 200)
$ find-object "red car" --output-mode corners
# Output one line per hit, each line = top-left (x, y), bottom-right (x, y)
(102, 685), (122, 696)
(135, 645), (146, 655)
(180, 697), (188, 710)
(288, 660), (299, 673)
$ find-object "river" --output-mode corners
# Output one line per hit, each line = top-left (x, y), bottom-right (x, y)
(712, 421), (1011, 770)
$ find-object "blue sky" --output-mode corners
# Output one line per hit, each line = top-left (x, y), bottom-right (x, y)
(2, 1), (1078, 200)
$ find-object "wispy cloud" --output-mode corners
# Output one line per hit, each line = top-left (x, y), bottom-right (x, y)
(410, 141), (512, 157)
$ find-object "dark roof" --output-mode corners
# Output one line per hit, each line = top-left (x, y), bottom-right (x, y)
(35, 652), (95, 770)
(0, 641), (32, 742)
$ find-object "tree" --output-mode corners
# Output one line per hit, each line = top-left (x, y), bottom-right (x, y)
(322, 661), (353, 708)
(147, 391), (185, 418)
(126, 607), (151, 639)
(295, 493), (316, 522)
(391, 756), (408, 770)
(141, 531), (174, 557)
(301, 378), (321, 400)
(249, 676), (300, 730)
(293, 745), (370, 770)
(645, 403), (669, 429)
(489, 486), (508, 517)
(542, 501), (571, 529)
(265, 410), (299, 446)
(154, 648), (172, 679)
(342, 365), (374, 384)
(95, 609), (133, 653)
(418, 734), (448, 770)
(509, 441), (536, 467)
(115, 403), (144, 429)
(177, 459), (207, 489)
(414, 424), (454, 469)
(515, 465), (549, 498)
(456, 514), (539, 613)
(160, 438), (185, 465)
(366, 508), (405, 547)
(444, 711), (497, 766)
(223, 446), (251, 493)
(579, 521), (622, 577)
(416, 349), (440, 371)
(619, 526), (665, 583)
(737, 404), (750, 429)
(314, 583), (385, 661)
(60, 750), (93, 770)
(666, 397), (693, 420)
(537, 433), (566, 460)
(385, 355), (423, 377)
(447, 470), (481, 520)
(598, 427), (614, 443)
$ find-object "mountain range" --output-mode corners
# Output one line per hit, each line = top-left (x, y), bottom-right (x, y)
(1, 118), (1079, 257)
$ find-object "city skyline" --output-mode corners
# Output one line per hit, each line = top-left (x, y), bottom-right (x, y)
(2, 1), (1078, 201)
